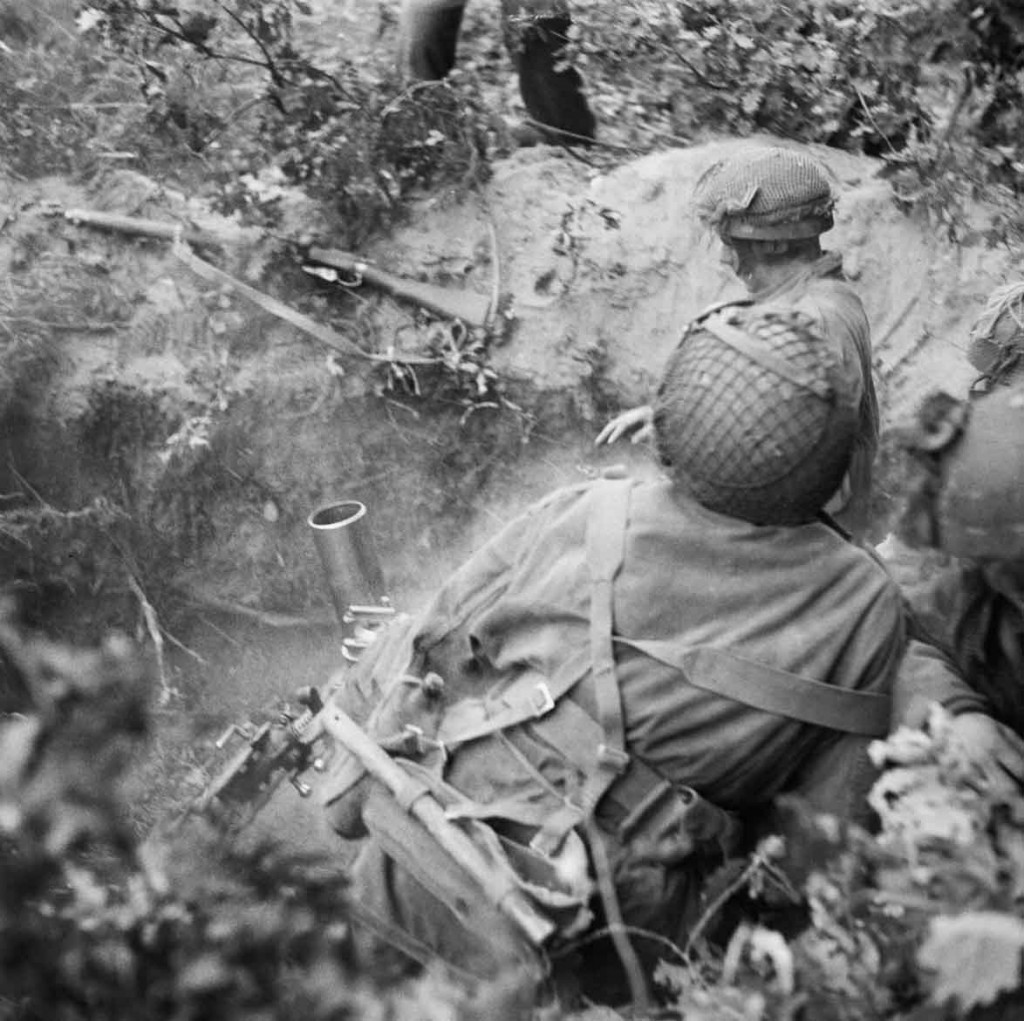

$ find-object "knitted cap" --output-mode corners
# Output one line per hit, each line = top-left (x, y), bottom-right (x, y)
(654, 306), (857, 525)
(695, 146), (835, 241)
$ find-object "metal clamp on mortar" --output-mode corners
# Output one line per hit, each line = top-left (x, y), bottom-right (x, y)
(307, 499), (395, 659)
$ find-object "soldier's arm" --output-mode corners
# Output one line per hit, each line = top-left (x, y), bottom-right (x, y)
(893, 567), (991, 728)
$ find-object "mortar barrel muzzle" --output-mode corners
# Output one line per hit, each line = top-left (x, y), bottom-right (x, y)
(307, 500), (387, 630)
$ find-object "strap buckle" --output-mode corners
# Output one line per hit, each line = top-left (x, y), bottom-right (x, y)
(402, 724), (447, 761)
(529, 681), (556, 718)
(597, 743), (630, 775)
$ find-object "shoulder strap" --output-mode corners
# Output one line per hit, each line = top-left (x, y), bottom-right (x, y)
(694, 296), (754, 322)
(622, 640), (890, 737)
(436, 480), (633, 750)
(701, 311), (832, 399)
(582, 478), (633, 779)
(531, 479), (633, 852)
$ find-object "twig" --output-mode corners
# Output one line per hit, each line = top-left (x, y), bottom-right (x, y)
(379, 80), (450, 120)
(159, 625), (207, 666)
(522, 118), (642, 154)
(873, 293), (920, 352)
(584, 818), (652, 1014)
(550, 921), (689, 966)
(8, 464), (45, 506)
(212, 0), (286, 87)
(175, 588), (335, 629)
(853, 84), (899, 157)
(485, 214), (501, 328)
(126, 573), (176, 706)
(197, 616), (243, 648)
(201, 95), (266, 145)
(937, 67), (973, 151)
(8, 315), (124, 333)
(685, 858), (762, 955)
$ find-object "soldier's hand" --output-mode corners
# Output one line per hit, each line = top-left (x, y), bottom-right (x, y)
(948, 712), (1024, 787)
(595, 405), (655, 446)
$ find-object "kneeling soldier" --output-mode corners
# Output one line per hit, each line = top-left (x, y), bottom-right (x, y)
(322, 306), (908, 1005)
(892, 383), (1024, 776)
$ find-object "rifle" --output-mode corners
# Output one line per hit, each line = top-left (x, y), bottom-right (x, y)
(303, 247), (494, 328)
(60, 208), (500, 331)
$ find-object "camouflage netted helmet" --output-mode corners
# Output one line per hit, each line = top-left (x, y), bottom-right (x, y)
(966, 282), (1024, 387)
(694, 146), (835, 241)
(899, 386), (1024, 559)
(654, 306), (858, 525)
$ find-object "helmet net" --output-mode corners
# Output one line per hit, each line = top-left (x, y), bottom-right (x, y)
(654, 307), (857, 525)
(695, 146), (835, 240)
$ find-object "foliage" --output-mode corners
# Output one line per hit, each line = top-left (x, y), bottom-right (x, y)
(6, 561), (1024, 1021)
(0, 609), (514, 1021)
(76, 0), (496, 246)
(648, 704), (1024, 1021)
(7, 590), (1024, 1021)
(566, 0), (1024, 242)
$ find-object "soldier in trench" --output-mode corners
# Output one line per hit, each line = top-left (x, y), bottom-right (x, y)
(398, 0), (597, 145)
(597, 144), (879, 541)
(887, 363), (1024, 761)
(317, 304), (996, 1005)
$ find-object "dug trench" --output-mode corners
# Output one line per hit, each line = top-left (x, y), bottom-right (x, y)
(0, 136), (1009, 855)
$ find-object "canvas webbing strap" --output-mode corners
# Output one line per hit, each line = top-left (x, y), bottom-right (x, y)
(701, 311), (832, 399)
(509, 694), (682, 838)
(531, 479), (633, 854)
(622, 640), (890, 737)
(436, 481), (633, 751)
(436, 646), (590, 748)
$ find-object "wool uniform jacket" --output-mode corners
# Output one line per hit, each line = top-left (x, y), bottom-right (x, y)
(332, 477), (905, 827)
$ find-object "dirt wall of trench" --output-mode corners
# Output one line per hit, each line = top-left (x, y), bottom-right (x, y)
(1, 137), (1019, 841)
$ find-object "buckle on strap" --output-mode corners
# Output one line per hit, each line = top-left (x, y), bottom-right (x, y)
(529, 681), (556, 718)
(597, 743), (630, 774)
(402, 724), (447, 761)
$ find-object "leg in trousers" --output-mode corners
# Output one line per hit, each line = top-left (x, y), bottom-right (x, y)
(399, 0), (469, 80)
(500, 0), (596, 140)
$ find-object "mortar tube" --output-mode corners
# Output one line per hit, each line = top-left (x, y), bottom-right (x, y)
(307, 500), (388, 634)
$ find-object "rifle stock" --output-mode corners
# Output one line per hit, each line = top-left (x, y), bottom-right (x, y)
(305, 247), (493, 327)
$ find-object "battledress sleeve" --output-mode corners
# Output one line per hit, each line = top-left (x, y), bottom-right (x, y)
(783, 577), (905, 825)
(893, 567), (991, 727)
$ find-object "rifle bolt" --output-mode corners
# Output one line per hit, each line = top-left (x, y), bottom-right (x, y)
(312, 757), (327, 772)
(290, 777), (313, 798)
